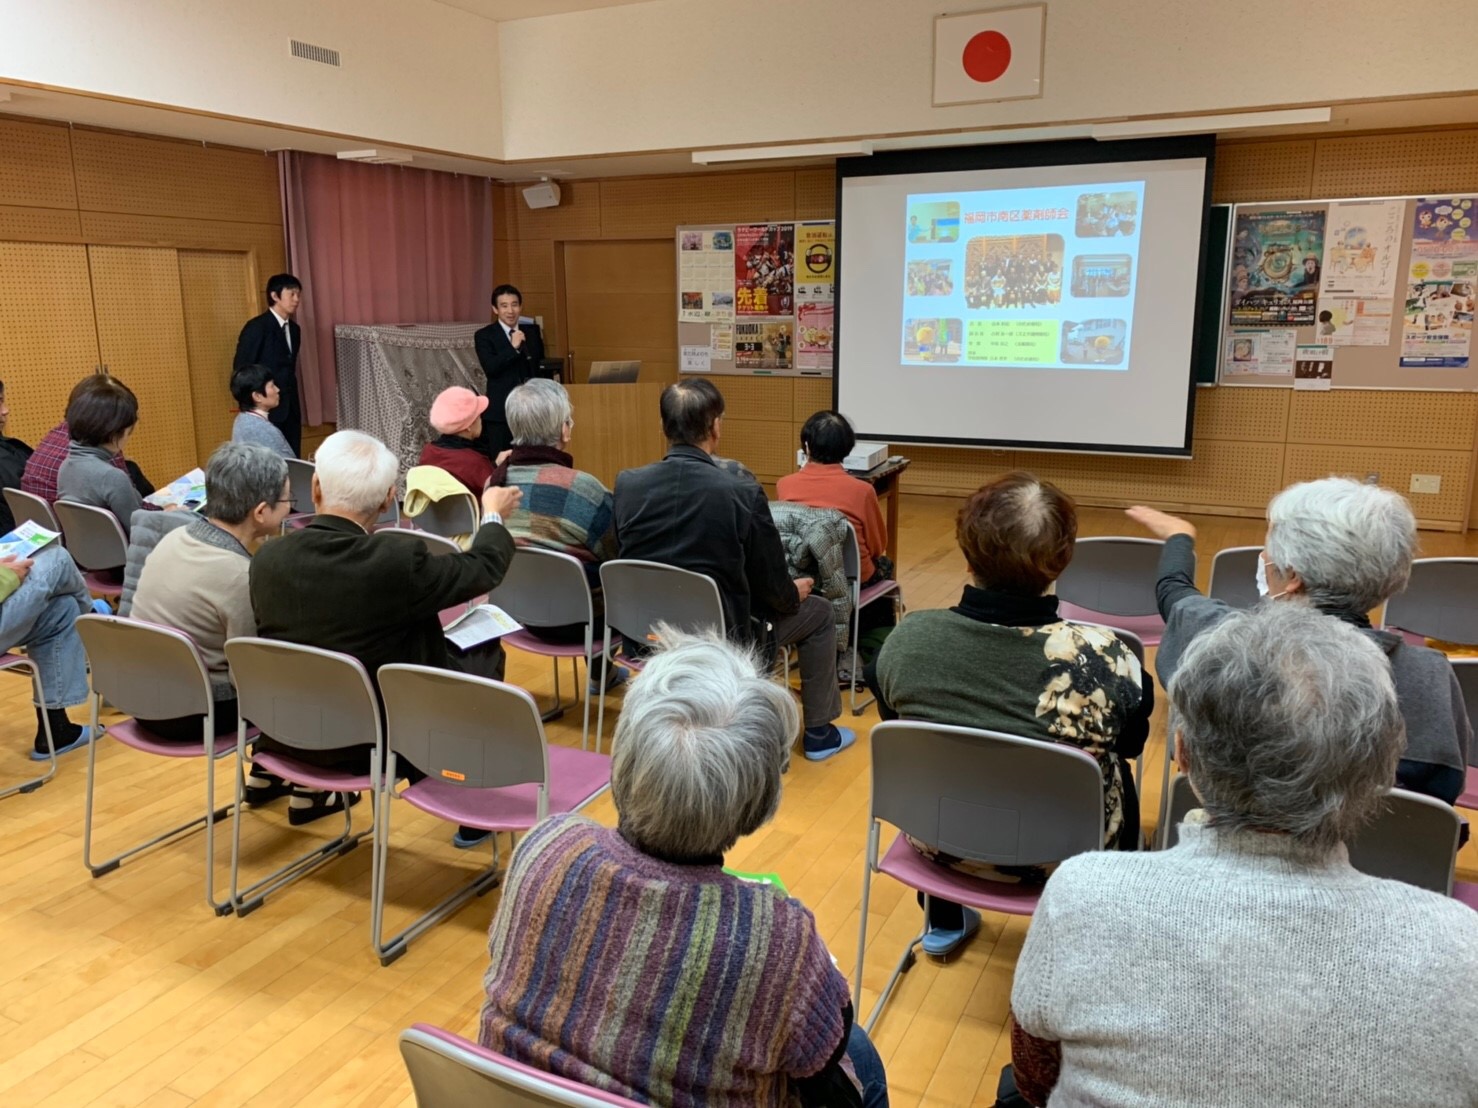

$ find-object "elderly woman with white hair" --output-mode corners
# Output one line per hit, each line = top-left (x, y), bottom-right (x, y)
(1008, 603), (1478, 1107)
(479, 633), (889, 1108)
(1129, 476), (1470, 803)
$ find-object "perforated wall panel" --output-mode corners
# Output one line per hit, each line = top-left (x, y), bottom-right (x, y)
(1192, 387), (1289, 442)
(1288, 391), (1478, 450)
(72, 129), (280, 224)
(793, 377), (832, 420)
(179, 250), (257, 466)
(0, 118), (76, 209)
(1211, 140), (1315, 203)
(1312, 130), (1478, 199)
(718, 377), (795, 422)
(720, 418), (797, 479)
(795, 168), (836, 220)
(500, 180), (602, 241)
(1284, 445), (1470, 524)
(0, 205), (83, 243)
(599, 172), (795, 239)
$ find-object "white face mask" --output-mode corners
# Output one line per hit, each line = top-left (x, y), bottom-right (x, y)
(1255, 552), (1287, 600)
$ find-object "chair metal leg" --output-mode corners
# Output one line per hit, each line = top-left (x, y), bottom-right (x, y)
(579, 650), (592, 752)
(849, 602), (866, 716)
(854, 820), (925, 1033)
(596, 642), (611, 755)
(853, 823), (875, 1015)
(0, 662), (57, 800)
(538, 657), (569, 724)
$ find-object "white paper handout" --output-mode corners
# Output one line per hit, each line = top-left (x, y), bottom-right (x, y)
(443, 603), (523, 651)
(145, 467), (207, 510)
(0, 520), (62, 560)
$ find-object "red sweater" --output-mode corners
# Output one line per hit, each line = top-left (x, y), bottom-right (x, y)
(419, 436), (496, 496)
(777, 462), (888, 581)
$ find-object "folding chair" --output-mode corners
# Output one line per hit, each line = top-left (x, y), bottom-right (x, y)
(52, 501), (127, 599)
(840, 521), (901, 716)
(597, 560), (725, 750)
(400, 1023), (645, 1107)
(1159, 772), (1199, 850)
(282, 457), (316, 530)
(223, 637), (380, 917)
(3, 488), (61, 535)
(375, 528), (462, 557)
(486, 547), (613, 748)
(0, 652), (58, 798)
(410, 490), (479, 541)
(1345, 787), (1465, 895)
(1207, 546), (1262, 610)
(1054, 536), (1166, 646)
(1448, 658), (1478, 810)
(373, 665), (611, 964)
(854, 721), (1104, 1031)
(74, 614), (239, 914)
(1382, 557), (1478, 646)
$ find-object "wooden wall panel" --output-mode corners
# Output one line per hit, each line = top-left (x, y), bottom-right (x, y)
(563, 240), (675, 383)
(795, 168), (836, 221)
(0, 205), (84, 244)
(793, 377), (833, 420)
(0, 118), (77, 209)
(1288, 391), (1478, 450)
(1312, 129), (1478, 199)
(1211, 140), (1315, 203)
(1284, 444), (1471, 526)
(179, 250), (258, 466)
(71, 129), (280, 225)
(599, 172), (795, 239)
(565, 383), (667, 488)
(1191, 386), (1289, 442)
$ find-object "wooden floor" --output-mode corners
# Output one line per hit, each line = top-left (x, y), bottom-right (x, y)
(2, 497), (1475, 1107)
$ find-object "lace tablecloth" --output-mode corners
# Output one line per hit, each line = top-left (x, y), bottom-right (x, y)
(335, 322), (485, 476)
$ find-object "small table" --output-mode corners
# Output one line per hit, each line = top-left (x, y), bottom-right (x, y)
(853, 456), (910, 564)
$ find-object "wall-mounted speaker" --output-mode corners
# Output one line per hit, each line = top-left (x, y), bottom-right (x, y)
(521, 181), (562, 209)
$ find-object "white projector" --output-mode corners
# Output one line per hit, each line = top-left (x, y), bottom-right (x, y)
(842, 441), (889, 473)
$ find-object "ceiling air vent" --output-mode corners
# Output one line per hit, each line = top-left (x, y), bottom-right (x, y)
(290, 39), (341, 67)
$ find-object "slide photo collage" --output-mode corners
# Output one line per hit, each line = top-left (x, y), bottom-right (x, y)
(900, 183), (1144, 370)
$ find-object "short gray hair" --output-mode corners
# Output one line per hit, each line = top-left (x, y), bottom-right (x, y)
(1171, 603), (1404, 853)
(506, 379), (572, 447)
(313, 430), (398, 515)
(1265, 477), (1417, 612)
(205, 442), (289, 525)
(610, 629), (799, 860)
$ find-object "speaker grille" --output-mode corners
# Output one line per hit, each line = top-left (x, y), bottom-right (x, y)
(290, 39), (342, 67)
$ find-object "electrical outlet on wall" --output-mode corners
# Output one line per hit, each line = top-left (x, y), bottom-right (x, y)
(1409, 474), (1442, 495)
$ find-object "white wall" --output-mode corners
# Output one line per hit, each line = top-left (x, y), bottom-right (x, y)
(0, 0), (504, 159)
(496, 0), (1478, 159)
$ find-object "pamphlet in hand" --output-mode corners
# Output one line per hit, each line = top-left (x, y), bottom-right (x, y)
(0, 520), (62, 560)
(145, 467), (207, 510)
(723, 868), (790, 896)
(443, 603), (523, 651)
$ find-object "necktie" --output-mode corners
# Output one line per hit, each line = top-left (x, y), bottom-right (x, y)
(282, 321), (292, 354)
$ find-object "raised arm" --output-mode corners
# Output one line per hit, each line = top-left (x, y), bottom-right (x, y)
(1124, 506), (1201, 618)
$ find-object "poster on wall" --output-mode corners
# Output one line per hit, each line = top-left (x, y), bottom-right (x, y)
(735, 224), (795, 316)
(1401, 197), (1477, 368)
(1293, 343), (1334, 391)
(677, 229), (736, 322)
(794, 222), (835, 302)
(1319, 200), (1404, 299)
(1228, 208), (1326, 325)
(734, 321), (793, 369)
(795, 302), (834, 371)
(1223, 327), (1296, 376)
(1315, 296), (1393, 346)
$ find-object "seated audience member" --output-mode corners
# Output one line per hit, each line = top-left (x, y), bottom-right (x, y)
(418, 386), (495, 495)
(229, 364), (296, 459)
(130, 444), (291, 763)
(1010, 604), (1478, 1107)
(0, 545), (96, 758)
(1129, 476), (1471, 804)
(614, 379), (853, 761)
(778, 410), (892, 584)
(479, 632), (889, 1108)
(21, 374), (139, 505)
(56, 374), (163, 540)
(0, 379), (34, 534)
(250, 430), (519, 833)
(870, 473), (1150, 956)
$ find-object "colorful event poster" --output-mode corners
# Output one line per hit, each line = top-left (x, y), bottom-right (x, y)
(1228, 208), (1326, 325)
(677, 229), (735, 322)
(1319, 200), (1404, 299)
(795, 302), (834, 371)
(1316, 296), (1393, 346)
(734, 321), (793, 369)
(1223, 328), (1296, 377)
(1402, 197), (1477, 368)
(735, 224), (794, 316)
(794, 222), (835, 302)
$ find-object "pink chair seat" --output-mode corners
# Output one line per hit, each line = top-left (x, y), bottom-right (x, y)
(252, 751), (374, 793)
(0, 652), (30, 670)
(859, 579), (900, 608)
(878, 834), (1044, 917)
(1454, 881), (1478, 910)
(503, 629), (619, 659)
(83, 571), (123, 598)
(408, 1024), (646, 1107)
(1056, 603), (1164, 647)
(1457, 766), (1478, 810)
(398, 746), (611, 831)
(106, 719), (251, 759)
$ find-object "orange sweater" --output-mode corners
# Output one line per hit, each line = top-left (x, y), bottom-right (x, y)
(776, 462), (887, 581)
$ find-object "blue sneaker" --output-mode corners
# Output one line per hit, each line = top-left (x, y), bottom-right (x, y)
(588, 664), (630, 696)
(91, 599), (113, 615)
(802, 725), (856, 762)
(30, 725), (98, 761)
(453, 825), (493, 849)
(921, 907), (982, 957)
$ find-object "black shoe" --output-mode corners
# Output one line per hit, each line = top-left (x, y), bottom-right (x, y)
(287, 788), (361, 826)
(244, 767), (292, 806)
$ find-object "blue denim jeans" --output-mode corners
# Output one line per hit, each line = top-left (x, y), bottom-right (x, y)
(0, 546), (91, 708)
(847, 1022), (890, 1108)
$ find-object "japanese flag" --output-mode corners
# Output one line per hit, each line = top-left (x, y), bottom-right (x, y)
(933, 4), (1045, 106)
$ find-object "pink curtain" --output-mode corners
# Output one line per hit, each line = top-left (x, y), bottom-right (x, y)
(279, 152), (493, 424)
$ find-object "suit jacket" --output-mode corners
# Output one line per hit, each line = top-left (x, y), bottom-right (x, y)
(249, 512), (515, 682)
(475, 320), (546, 452)
(233, 310), (301, 392)
(613, 444), (798, 644)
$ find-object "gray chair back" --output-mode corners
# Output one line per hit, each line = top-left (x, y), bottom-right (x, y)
(3, 488), (60, 534)
(1449, 658), (1478, 768)
(839, 519), (861, 582)
(376, 528), (461, 557)
(600, 560), (725, 644)
(1162, 773), (1200, 849)
(75, 615), (211, 721)
(413, 492), (479, 539)
(1383, 558), (1478, 644)
(379, 665), (547, 796)
(1207, 546), (1262, 610)
(869, 721), (1103, 868)
(284, 457), (316, 514)
(224, 638), (380, 753)
(486, 547), (593, 630)
(1347, 788), (1461, 895)
(1054, 537), (1164, 617)
(52, 501), (128, 570)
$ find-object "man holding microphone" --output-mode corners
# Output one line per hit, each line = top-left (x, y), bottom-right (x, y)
(474, 284), (547, 457)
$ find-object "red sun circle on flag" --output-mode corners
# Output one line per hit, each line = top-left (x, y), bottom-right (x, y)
(961, 30), (1012, 83)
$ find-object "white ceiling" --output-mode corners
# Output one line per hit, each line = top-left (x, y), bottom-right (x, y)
(429, 0), (656, 22)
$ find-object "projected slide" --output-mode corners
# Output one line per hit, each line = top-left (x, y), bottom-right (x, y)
(900, 182), (1144, 370)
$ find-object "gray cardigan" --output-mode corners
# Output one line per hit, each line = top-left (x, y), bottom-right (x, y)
(57, 443), (146, 539)
(231, 411), (295, 458)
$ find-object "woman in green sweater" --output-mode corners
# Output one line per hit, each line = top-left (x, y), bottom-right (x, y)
(869, 472), (1151, 956)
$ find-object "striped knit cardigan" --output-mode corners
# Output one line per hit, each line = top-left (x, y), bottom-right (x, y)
(480, 814), (853, 1107)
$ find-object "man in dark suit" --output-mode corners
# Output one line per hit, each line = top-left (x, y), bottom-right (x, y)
(249, 429), (521, 839)
(613, 378), (854, 763)
(474, 284), (547, 457)
(233, 273), (303, 456)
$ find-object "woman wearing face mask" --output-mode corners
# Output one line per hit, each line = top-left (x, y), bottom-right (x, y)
(1127, 478), (1471, 805)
